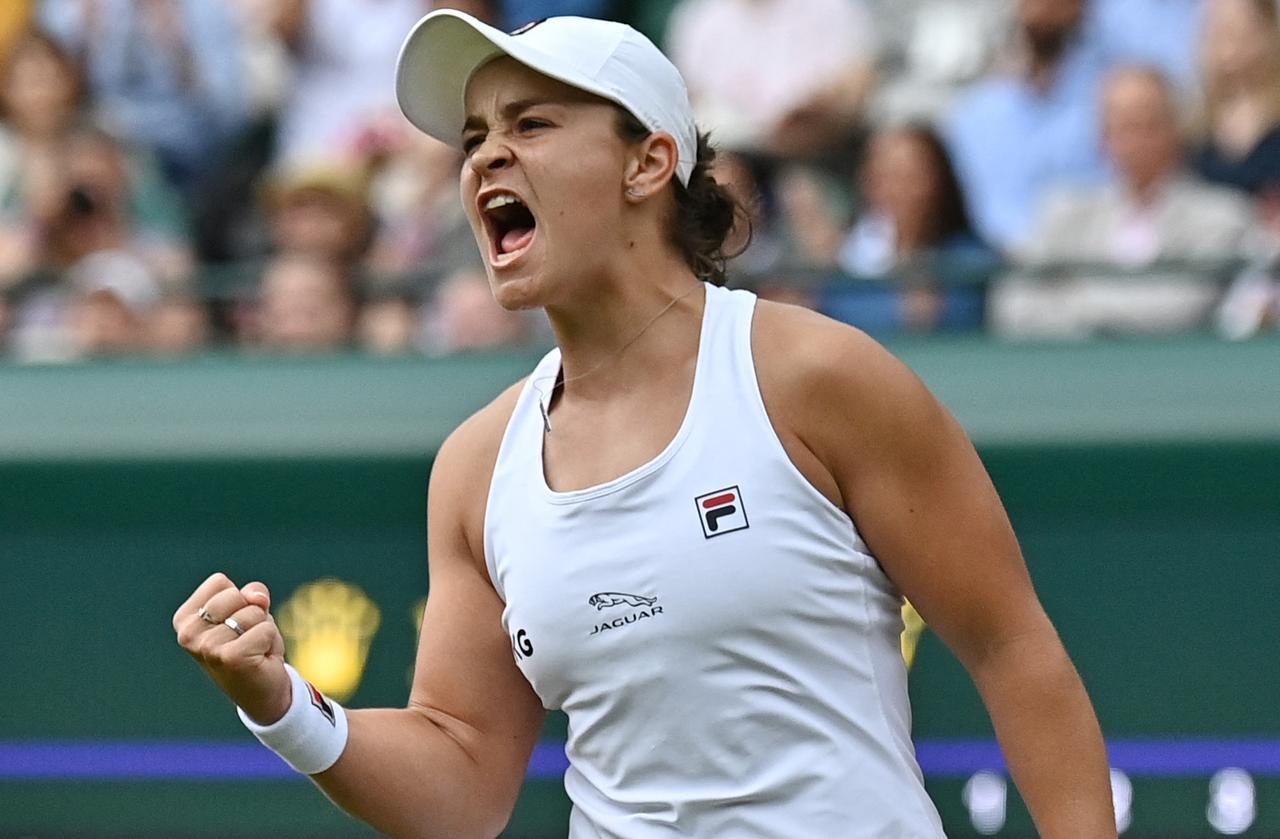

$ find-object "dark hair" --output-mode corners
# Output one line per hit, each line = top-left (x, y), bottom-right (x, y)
(876, 123), (978, 245)
(614, 110), (750, 286)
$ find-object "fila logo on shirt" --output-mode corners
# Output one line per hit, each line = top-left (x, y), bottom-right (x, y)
(695, 485), (749, 538)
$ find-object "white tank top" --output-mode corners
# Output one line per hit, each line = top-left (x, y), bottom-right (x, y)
(484, 284), (946, 837)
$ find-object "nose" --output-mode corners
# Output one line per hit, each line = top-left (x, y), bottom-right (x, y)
(467, 135), (513, 177)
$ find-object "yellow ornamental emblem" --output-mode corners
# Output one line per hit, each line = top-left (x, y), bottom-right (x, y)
(278, 578), (381, 702)
(901, 600), (926, 671)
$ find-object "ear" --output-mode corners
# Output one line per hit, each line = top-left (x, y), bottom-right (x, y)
(622, 132), (680, 203)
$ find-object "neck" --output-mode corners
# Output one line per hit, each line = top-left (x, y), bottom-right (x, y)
(544, 245), (705, 404)
(1020, 28), (1076, 92)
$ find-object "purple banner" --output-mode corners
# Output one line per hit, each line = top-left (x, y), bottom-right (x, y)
(0, 738), (1276, 781)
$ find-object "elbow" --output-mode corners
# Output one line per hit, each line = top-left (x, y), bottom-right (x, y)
(964, 623), (1072, 682)
(968, 629), (1087, 705)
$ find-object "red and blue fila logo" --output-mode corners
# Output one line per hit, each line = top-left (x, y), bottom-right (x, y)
(695, 485), (749, 539)
(306, 681), (337, 727)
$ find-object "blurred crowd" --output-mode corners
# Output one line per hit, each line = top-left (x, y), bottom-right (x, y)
(0, 0), (1277, 363)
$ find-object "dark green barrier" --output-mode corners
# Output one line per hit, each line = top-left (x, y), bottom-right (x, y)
(2, 339), (1278, 837)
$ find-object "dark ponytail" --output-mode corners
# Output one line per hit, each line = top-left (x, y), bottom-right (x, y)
(615, 110), (751, 286)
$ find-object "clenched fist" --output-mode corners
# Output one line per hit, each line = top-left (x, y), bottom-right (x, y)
(173, 572), (292, 725)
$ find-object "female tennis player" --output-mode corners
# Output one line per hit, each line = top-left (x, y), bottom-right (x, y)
(173, 11), (1114, 837)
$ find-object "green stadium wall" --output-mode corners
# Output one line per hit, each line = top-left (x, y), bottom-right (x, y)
(1, 337), (1277, 837)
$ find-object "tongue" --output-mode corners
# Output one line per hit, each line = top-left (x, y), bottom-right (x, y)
(500, 226), (535, 255)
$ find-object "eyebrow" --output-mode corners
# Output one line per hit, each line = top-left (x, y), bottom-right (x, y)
(462, 98), (563, 135)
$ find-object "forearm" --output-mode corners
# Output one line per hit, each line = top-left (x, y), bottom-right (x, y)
(311, 707), (516, 839)
(970, 631), (1115, 838)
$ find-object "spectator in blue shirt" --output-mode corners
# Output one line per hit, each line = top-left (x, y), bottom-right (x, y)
(39, 0), (248, 191)
(822, 124), (999, 335)
(944, 0), (1109, 252)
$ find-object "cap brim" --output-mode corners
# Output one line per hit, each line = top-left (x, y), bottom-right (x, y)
(395, 10), (624, 150)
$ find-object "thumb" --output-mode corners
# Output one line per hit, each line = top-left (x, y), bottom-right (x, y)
(241, 581), (271, 611)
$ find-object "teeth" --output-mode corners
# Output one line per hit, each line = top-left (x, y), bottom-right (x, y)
(484, 194), (523, 211)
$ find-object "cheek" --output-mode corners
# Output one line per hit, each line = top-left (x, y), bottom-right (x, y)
(537, 164), (621, 242)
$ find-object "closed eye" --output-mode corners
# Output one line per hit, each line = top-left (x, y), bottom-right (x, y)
(462, 132), (485, 155)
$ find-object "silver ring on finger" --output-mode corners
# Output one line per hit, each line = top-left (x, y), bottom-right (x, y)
(223, 616), (246, 636)
(198, 606), (219, 624)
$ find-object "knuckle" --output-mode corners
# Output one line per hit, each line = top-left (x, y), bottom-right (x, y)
(193, 634), (221, 661)
(176, 624), (198, 648)
(205, 643), (234, 668)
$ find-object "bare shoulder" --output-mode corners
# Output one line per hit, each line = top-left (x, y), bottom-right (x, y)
(751, 299), (936, 442)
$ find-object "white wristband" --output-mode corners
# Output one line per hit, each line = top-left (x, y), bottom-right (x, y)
(238, 663), (349, 775)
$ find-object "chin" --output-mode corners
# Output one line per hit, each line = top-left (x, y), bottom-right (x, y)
(489, 270), (547, 312)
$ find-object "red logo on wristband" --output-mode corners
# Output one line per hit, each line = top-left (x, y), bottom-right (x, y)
(306, 681), (336, 727)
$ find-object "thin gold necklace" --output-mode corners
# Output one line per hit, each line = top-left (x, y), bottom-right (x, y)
(534, 282), (703, 433)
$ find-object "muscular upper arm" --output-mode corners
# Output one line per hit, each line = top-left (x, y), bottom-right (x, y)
(754, 303), (1055, 672)
(408, 382), (545, 815)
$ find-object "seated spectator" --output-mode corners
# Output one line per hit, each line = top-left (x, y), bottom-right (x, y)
(265, 160), (373, 269)
(357, 290), (421, 356)
(2, 125), (194, 360)
(366, 133), (475, 285)
(945, 0), (1109, 251)
(421, 266), (532, 355)
(667, 0), (878, 161)
(39, 0), (248, 192)
(252, 254), (356, 354)
(269, 0), (429, 166)
(0, 29), (88, 287)
(822, 124), (997, 334)
(192, 2), (295, 264)
(65, 249), (161, 358)
(32, 126), (192, 283)
(993, 66), (1257, 338)
(1192, 0), (1280, 233)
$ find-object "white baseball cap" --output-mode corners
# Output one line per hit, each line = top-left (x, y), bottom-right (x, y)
(395, 11), (697, 186)
(70, 250), (160, 312)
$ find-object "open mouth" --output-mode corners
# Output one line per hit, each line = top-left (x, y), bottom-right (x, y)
(482, 193), (537, 262)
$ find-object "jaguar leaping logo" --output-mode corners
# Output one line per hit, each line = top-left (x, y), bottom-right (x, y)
(589, 592), (657, 610)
